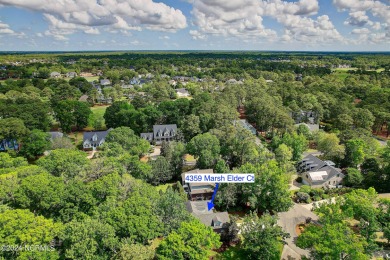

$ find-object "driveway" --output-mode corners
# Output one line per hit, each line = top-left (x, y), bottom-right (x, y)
(149, 145), (161, 160)
(289, 174), (302, 191)
(300, 197), (336, 211)
(278, 204), (319, 260)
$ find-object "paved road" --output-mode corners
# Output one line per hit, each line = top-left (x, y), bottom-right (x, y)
(278, 204), (319, 260)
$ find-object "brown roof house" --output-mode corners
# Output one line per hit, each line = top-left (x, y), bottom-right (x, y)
(182, 169), (216, 201)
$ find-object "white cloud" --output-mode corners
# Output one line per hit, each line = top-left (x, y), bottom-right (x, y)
(159, 35), (170, 40)
(333, 0), (390, 44)
(371, 22), (381, 30)
(279, 15), (344, 44)
(190, 0), (343, 45)
(0, 0), (187, 39)
(351, 28), (370, 34)
(191, 0), (277, 40)
(261, 0), (319, 16)
(130, 40), (147, 46)
(344, 11), (370, 26)
(189, 30), (207, 40)
(84, 27), (100, 35)
(0, 21), (14, 34)
(0, 20), (25, 38)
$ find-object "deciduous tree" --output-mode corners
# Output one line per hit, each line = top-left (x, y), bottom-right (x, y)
(156, 220), (221, 260)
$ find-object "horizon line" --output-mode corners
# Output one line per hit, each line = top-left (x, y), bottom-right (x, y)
(0, 50), (389, 54)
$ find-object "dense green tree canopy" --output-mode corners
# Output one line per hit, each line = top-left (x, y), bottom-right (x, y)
(187, 133), (220, 169)
(0, 209), (63, 260)
(20, 129), (51, 159)
(241, 212), (289, 260)
(105, 127), (150, 156)
(156, 220), (222, 260)
(37, 149), (90, 180)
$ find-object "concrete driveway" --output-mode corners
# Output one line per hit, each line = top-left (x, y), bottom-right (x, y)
(278, 204), (319, 260)
(289, 174), (302, 191)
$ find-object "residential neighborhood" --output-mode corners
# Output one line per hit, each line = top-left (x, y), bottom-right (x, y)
(0, 50), (389, 259)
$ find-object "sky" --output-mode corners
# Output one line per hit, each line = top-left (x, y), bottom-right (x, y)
(0, 0), (389, 51)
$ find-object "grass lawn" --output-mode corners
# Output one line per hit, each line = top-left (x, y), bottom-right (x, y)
(91, 105), (109, 117)
(306, 148), (319, 154)
(216, 245), (247, 260)
(332, 67), (385, 81)
(88, 105), (109, 129)
(84, 76), (100, 82)
(333, 72), (349, 81)
(332, 67), (358, 72)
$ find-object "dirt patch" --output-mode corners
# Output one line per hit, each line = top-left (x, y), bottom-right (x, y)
(296, 223), (306, 236)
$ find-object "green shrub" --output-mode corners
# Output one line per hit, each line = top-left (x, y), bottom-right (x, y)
(310, 188), (324, 197)
(313, 195), (322, 201)
(299, 185), (311, 194)
(296, 192), (311, 203)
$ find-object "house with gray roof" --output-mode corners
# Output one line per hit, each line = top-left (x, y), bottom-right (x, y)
(66, 72), (77, 78)
(291, 110), (320, 132)
(79, 95), (89, 102)
(185, 201), (230, 234)
(292, 110), (318, 125)
(48, 131), (63, 141)
(175, 88), (190, 98)
(295, 122), (319, 132)
(140, 133), (153, 142)
(140, 124), (177, 144)
(100, 79), (111, 86)
(83, 129), (112, 150)
(297, 154), (344, 188)
(234, 119), (257, 135)
(50, 71), (61, 78)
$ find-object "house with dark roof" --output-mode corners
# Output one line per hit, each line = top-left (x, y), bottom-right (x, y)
(186, 200), (230, 234)
(291, 110), (320, 132)
(181, 169), (216, 201)
(140, 133), (153, 142)
(0, 139), (19, 151)
(83, 129), (112, 150)
(48, 132), (63, 141)
(297, 154), (344, 188)
(292, 110), (318, 125)
(140, 124), (177, 144)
